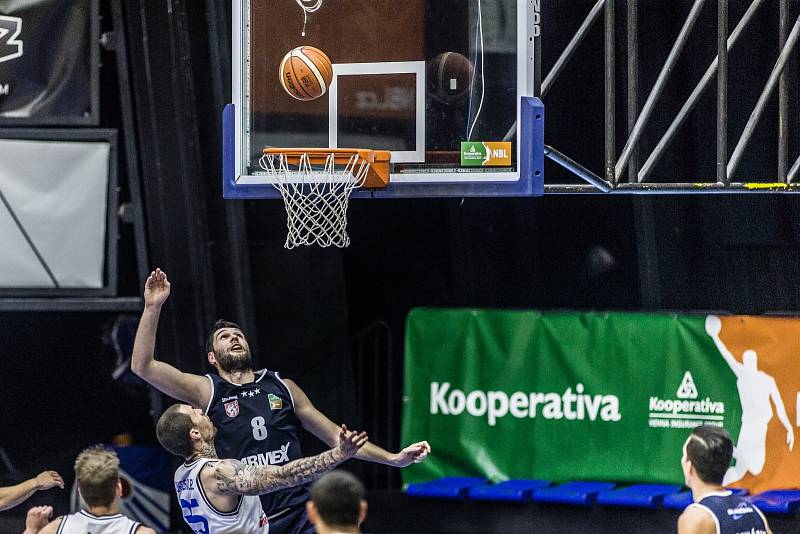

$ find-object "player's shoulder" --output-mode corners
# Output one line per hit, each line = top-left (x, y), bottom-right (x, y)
(38, 516), (63, 534)
(136, 526), (158, 534)
(678, 504), (716, 534)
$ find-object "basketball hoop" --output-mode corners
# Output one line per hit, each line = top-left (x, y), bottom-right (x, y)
(259, 148), (390, 249)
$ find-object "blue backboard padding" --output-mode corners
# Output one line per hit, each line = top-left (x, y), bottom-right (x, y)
(596, 484), (682, 509)
(663, 488), (748, 510)
(468, 479), (552, 502)
(406, 477), (486, 500)
(749, 490), (800, 514)
(532, 481), (617, 506)
(222, 98), (544, 199)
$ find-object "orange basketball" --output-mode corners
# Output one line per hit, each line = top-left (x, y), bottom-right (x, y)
(279, 46), (333, 101)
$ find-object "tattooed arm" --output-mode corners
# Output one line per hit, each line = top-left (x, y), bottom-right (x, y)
(203, 425), (368, 501)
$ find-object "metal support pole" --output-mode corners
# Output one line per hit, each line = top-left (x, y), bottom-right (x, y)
(615, 0), (707, 181)
(788, 155), (800, 184)
(727, 14), (800, 180)
(717, 0), (728, 184)
(627, 0), (639, 183)
(605, 0), (616, 184)
(778, 0), (789, 182)
(638, 0), (766, 181)
(542, 0), (605, 97)
(544, 145), (613, 192)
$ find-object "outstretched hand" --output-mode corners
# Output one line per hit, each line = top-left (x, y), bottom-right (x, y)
(705, 315), (722, 337)
(337, 424), (368, 459)
(144, 268), (171, 308)
(35, 471), (64, 491)
(25, 505), (53, 532)
(392, 441), (431, 467)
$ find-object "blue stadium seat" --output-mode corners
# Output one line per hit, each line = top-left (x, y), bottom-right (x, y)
(596, 484), (682, 509)
(749, 490), (800, 515)
(468, 479), (551, 502)
(663, 488), (748, 510)
(531, 481), (616, 506)
(406, 477), (486, 500)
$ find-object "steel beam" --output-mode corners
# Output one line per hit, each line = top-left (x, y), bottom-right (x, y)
(779, 0), (789, 182)
(614, 0), (707, 181)
(627, 0), (639, 183)
(637, 0), (766, 182)
(727, 14), (800, 180)
(604, 0), (616, 184)
(544, 145), (613, 192)
(717, 0), (728, 184)
(542, 0), (605, 97)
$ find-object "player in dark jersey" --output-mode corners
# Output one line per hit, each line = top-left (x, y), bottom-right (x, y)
(132, 269), (431, 534)
(678, 425), (771, 534)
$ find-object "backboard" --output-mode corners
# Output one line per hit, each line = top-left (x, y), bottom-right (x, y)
(223, 0), (543, 199)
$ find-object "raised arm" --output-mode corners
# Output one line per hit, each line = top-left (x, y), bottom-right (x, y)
(209, 425), (368, 497)
(285, 378), (431, 467)
(769, 378), (794, 450)
(130, 269), (210, 408)
(704, 315), (742, 377)
(0, 471), (63, 512)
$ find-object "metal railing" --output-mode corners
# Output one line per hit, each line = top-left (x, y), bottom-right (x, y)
(540, 0), (800, 193)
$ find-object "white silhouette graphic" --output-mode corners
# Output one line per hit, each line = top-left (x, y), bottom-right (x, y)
(705, 315), (794, 485)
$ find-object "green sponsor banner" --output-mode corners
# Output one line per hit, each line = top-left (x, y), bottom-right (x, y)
(401, 310), (743, 486)
(460, 142), (486, 166)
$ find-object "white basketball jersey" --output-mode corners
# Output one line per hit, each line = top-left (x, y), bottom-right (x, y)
(56, 510), (141, 534)
(174, 458), (269, 533)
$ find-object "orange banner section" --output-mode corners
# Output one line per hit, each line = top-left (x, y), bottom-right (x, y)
(719, 316), (800, 494)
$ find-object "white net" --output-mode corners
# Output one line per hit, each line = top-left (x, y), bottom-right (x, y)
(259, 151), (369, 248)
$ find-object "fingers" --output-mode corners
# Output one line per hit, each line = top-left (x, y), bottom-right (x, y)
(146, 268), (169, 284)
(26, 505), (53, 529)
(51, 471), (65, 489)
(352, 431), (368, 447)
(28, 505), (53, 517)
(412, 441), (431, 463)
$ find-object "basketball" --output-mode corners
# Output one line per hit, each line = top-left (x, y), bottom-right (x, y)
(428, 52), (474, 105)
(279, 46), (333, 101)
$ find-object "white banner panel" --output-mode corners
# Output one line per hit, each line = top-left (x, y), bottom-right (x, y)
(0, 138), (110, 287)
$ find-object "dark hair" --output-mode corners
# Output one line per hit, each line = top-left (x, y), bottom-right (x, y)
(686, 425), (733, 484)
(205, 319), (243, 354)
(310, 471), (365, 528)
(156, 404), (196, 458)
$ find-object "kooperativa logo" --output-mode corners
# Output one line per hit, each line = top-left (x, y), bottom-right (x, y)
(0, 16), (23, 64)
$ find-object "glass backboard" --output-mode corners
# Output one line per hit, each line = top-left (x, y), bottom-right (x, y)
(224, 0), (543, 198)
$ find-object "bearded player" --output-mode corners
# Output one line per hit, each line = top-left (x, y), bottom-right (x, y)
(132, 269), (430, 533)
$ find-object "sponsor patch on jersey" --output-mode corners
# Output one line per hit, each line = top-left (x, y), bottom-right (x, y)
(268, 393), (282, 410)
(224, 399), (240, 418)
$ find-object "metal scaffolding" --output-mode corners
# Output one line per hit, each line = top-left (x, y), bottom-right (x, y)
(542, 0), (800, 193)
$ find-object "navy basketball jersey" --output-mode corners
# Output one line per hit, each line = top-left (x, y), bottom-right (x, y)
(204, 369), (308, 516)
(689, 491), (769, 534)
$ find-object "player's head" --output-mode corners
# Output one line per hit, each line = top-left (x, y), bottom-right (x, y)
(681, 425), (733, 486)
(74, 446), (122, 508)
(306, 471), (367, 534)
(156, 404), (217, 459)
(743, 349), (758, 371)
(206, 319), (253, 373)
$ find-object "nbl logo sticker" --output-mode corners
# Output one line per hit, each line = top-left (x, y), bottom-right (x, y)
(0, 16), (23, 64)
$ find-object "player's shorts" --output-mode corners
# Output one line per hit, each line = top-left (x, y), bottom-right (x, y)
(268, 504), (315, 534)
